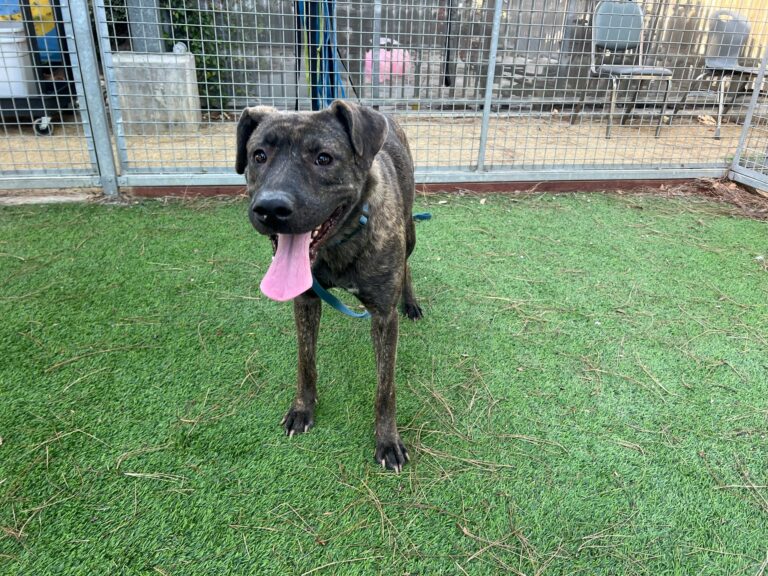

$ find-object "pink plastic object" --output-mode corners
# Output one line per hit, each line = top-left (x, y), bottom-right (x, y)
(364, 48), (412, 84)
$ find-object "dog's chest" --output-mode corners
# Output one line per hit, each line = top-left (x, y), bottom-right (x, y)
(337, 280), (360, 295)
(313, 265), (359, 295)
(329, 274), (360, 295)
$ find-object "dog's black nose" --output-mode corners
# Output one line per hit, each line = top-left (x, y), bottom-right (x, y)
(252, 191), (295, 223)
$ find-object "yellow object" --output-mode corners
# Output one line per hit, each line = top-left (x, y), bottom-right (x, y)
(0, 1), (56, 38)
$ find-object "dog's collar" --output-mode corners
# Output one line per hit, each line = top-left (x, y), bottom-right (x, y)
(329, 201), (370, 247)
(311, 201), (372, 319)
(311, 205), (431, 320)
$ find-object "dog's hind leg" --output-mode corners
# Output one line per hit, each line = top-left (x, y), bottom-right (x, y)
(282, 293), (322, 436)
(400, 263), (423, 320)
(400, 217), (422, 320)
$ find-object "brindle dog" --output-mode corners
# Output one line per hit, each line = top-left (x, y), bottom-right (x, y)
(235, 100), (422, 473)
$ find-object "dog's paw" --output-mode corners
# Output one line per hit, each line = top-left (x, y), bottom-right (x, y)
(374, 437), (409, 473)
(281, 407), (314, 437)
(402, 302), (423, 321)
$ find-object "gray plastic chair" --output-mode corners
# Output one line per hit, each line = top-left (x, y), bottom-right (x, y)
(704, 10), (760, 139)
(583, 0), (673, 139)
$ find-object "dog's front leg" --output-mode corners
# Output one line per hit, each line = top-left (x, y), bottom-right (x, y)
(372, 309), (408, 472)
(282, 293), (321, 436)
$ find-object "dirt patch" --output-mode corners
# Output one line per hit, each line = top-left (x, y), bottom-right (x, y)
(0, 115), (744, 174)
(419, 177), (768, 221)
(645, 178), (768, 221)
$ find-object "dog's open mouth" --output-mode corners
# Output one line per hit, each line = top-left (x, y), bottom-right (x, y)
(309, 203), (346, 261)
(261, 204), (347, 302)
(268, 203), (346, 263)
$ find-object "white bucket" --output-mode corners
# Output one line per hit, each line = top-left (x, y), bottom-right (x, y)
(0, 21), (37, 98)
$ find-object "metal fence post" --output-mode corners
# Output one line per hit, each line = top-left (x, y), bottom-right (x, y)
(69, 0), (119, 197)
(93, 0), (130, 173)
(730, 44), (768, 172)
(476, 0), (504, 172)
(371, 0), (382, 109)
(126, 0), (163, 53)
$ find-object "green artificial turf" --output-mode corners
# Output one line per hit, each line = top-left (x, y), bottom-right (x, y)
(1, 193), (767, 575)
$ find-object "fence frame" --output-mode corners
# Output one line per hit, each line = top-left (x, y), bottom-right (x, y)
(0, 0), (108, 191)
(2, 0), (768, 194)
(729, 45), (768, 188)
(71, 0), (119, 196)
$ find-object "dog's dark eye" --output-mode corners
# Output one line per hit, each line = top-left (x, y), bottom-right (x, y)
(253, 149), (267, 164)
(316, 153), (333, 166)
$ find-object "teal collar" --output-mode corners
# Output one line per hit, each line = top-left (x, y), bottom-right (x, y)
(312, 201), (371, 318)
(310, 205), (431, 319)
(329, 202), (370, 247)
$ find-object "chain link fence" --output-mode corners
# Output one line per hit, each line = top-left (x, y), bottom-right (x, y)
(1, 0), (768, 192)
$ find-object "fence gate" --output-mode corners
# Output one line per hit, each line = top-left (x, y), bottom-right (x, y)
(0, 0), (116, 194)
(730, 45), (768, 191)
(89, 0), (768, 189)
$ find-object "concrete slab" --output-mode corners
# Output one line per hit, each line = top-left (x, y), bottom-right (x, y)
(0, 191), (94, 205)
(111, 52), (202, 136)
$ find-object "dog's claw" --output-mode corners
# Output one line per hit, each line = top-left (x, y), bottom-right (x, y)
(375, 437), (408, 473)
(282, 406), (314, 437)
(402, 302), (423, 321)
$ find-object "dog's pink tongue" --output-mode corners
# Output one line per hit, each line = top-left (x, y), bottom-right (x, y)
(260, 233), (313, 302)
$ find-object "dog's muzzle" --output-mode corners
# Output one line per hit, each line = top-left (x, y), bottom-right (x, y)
(250, 190), (295, 231)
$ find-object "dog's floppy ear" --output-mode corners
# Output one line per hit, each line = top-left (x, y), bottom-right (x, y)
(235, 106), (276, 174)
(331, 100), (388, 166)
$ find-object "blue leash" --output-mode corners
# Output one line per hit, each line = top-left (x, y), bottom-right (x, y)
(311, 210), (431, 319)
(311, 276), (371, 318)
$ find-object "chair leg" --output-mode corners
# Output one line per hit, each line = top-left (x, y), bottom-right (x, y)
(623, 80), (641, 126)
(655, 77), (672, 138)
(724, 73), (747, 125)
(570, 92), (586, 125)
(606, 77), (618, 139)
(715, 75), (728, 140)
(675, 72), (704, 114)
